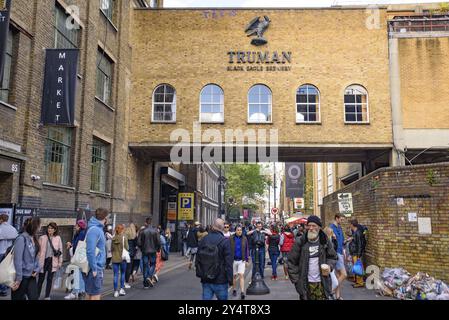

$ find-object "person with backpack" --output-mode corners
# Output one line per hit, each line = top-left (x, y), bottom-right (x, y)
(83, 208), (109, 301)
(10, 217), (41, 300)
(37, 222), (63, 300)
(0, 214), (18, 297)
(230, 225), (249, 300)
(280, 225), (295, 280)
(349, 219), (365, 288)
(267, 225), (281, 281)
(196, 218), (233, 300)
(287, 216), (337, 300)
(138, 217), (161, 289)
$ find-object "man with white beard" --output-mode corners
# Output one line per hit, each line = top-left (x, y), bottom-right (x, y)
(287, 216), (337, 300)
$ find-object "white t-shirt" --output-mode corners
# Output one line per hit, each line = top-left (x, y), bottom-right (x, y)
(308, 242), (321, 283)
(223, 231), (231, 238)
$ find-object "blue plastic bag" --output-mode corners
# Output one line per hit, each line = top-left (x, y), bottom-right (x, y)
(352, 259), (364, 276)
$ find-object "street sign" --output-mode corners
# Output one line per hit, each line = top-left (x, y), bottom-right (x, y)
(338, 193), (353, 217)
(271, 207), (279, 215)
(178, 193), (194, 220)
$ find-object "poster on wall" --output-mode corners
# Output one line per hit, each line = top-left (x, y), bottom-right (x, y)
(13, 207), (37, 231)
(0, 203), (14, 225)
(294, 198), (304, 210)
(338, 193), (353, 217)
(167, 202), (177, 221)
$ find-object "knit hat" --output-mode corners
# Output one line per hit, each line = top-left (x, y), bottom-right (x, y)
(77, 220), (87, 230)
(307, 215), (322, 228)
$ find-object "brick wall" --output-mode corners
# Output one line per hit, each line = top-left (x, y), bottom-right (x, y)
(322, 162), (449, 282)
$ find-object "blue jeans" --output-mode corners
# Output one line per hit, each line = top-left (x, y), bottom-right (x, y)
(269, 252), (279, 277)
(165, 243), (170, 257)
(113, 261), (127, 291)
(251, 248), (265, 278)
(142, 253), (157, 284)
(0, 253), (7, 294)
(202, 283), (228, 300)
(72, 268), (85, 294)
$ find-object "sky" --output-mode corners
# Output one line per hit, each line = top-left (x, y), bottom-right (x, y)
(164, 0), (441, 8)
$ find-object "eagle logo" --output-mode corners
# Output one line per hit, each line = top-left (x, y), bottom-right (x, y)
(245, 16), (271, 46)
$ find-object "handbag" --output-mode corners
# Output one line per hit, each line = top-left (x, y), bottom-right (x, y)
(47, 235), (62, 258)
(331, 270), (339, 291)
(161, 247), (168, 261)
(71, 228), (100, 274)
(0, 247), (16, 287)
(122, 236), (131, 263)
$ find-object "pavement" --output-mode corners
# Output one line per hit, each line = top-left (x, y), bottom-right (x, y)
(0, 253), (393, 301)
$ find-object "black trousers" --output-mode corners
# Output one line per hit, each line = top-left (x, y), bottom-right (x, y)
(11, 276), (38, 300)
(37, 257), (55, 299)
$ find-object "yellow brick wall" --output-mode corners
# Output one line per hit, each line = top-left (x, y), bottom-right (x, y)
(399, 37), (449, 129)
(129, 9), (392, 145)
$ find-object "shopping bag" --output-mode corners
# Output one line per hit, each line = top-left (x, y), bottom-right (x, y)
(0, 248), (16, 287)
(71, 228), (100, 274)
(331, 270), (339, 291)
(352, 259), (364, 276)
(161, 248), (168, 261)
(53, 268), (64, 289)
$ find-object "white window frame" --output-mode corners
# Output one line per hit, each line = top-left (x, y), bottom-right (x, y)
(296, 84), (321, 124)
(152, 84), (177, 123)
(344, 84), (370, 124)
(199, 84), (224, 123)
(327, 163), (334, 194)
(247, 84), (272, 124)
(317, 164), (323, 206)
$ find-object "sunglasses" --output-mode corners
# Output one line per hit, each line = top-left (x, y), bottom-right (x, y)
(224, 226), (229, 229)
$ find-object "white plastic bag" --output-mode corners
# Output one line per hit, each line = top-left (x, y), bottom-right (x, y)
(331, 270), (339, 291)
(53, 268), (63, 289)
(0, 248), (16, 287)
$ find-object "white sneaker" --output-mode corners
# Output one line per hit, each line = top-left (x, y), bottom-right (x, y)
(114, 291), (119, 298)
(44, 297), (51, 300)
(119, 288), (126, 296)
(64, 293), (77, 300)
(124, 283), (131, 289)
(153, 274), (159, 283)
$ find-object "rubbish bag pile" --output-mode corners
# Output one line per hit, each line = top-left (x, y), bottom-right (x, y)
(378, 268), (449, 300)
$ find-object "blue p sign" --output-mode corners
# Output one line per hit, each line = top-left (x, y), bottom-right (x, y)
(181, 197), (191, 208)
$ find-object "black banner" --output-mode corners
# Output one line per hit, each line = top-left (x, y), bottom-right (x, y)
(285, 163), (305, 199)
(0, 7), (10, 82)
(41, 49), (79, 126)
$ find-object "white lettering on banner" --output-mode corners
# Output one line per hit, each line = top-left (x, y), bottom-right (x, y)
(58, 65), (64, 71)
(56, 102), (61, 109)
(55, 115), (60, 122)
(56, 90), (62, 96)
(58, 77), (63, 84)
(59, 52), (66, 59)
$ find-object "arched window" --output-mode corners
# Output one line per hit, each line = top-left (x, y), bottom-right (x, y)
(152, 84), (176, 122)
(200, 84), (224, 123)
(296, 84), (320, 123)
(344, 85), (369, 123)
(248, 85), (272, 123)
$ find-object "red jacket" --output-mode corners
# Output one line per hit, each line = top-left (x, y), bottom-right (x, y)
(280, 232), (295, 253)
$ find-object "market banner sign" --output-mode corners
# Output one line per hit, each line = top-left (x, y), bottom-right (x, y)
(294, 197), (304, 210)
(338, 193), (353, 217)
(0, 7), (11, 81)
(285, 163), (305, 199)
(178, 193), (194, 221)
(41, 49), (79, 126)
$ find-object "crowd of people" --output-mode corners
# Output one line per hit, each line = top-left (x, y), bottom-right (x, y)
(1, 208), (368, 301)
(0, 209), (173, 300)
(193, 214), (368, 301)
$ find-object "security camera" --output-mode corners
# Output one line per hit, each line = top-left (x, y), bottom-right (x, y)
(31, 175), (41, 181)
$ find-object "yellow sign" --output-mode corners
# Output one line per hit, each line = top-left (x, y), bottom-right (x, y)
(178, 193), (194, 220)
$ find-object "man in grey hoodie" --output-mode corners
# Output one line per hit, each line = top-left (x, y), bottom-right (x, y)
(0, 214), (18, 296)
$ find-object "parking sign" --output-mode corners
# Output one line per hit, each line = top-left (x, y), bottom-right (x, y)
(178, 193), (194, 220)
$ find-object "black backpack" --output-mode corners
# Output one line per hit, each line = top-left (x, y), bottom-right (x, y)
(195, 236), (226, 281)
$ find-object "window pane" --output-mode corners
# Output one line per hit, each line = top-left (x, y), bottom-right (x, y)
(45, 128), (71, 185)
(155, 93), (164, 103)
(344, 95), (355, 103)
(297, 94), (307, 103)
(309, 113), (317, 122)
(345, 105), (356, 113)
(309, 94), (317, 104)
(249, 92), (259, 104)
(260, 104), (269, 116)
(297, 105), (307, 113)
(346, 113), (356, 122)
(249, 105), (258, 115)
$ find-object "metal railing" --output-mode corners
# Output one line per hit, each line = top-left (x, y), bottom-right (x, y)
(389, 15), (449, 33)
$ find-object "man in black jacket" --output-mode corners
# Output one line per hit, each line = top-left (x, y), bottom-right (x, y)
(349, 219), (365, 288)
(186, 221), (200, 269)
(287, 216), (337, 300)
(138, 217), (161, 288)
(196, 218), (233, 300)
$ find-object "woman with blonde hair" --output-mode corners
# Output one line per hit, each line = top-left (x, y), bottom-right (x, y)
(111, 224), (129, 298)
(164, 227), (172, 259)
(124, 223), (137, 288)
